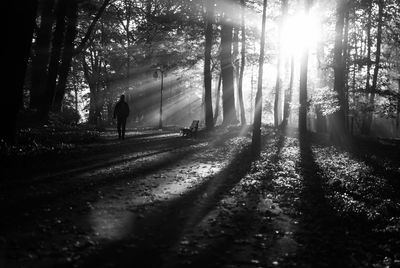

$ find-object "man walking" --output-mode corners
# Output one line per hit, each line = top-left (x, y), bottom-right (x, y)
(113, 94), (130, 139)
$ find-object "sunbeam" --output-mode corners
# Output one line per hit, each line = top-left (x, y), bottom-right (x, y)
(281, 12), (321, 59)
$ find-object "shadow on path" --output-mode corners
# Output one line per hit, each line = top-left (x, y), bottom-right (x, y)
(291, 134), (353, 267)
(274, 132), (400, 267)
(81, 144), (255, 268)
(0, 134), (209, 228)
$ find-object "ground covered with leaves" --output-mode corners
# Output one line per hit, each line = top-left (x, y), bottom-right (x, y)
(0, 127), (399, 267)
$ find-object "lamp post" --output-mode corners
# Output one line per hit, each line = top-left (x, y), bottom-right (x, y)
(154, 67), (164, 129)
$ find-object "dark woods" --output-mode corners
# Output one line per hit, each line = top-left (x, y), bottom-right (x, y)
(3, 0), (94, 144)
(1, 1), (400, 267)
(1, 0), (400, 149)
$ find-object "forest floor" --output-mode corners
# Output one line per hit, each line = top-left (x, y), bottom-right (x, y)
(0, 126), (400, 268)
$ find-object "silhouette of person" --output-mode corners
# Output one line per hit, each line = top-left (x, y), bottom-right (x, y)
(113, 94), (130, 139)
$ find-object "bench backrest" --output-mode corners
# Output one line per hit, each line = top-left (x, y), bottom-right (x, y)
(190, 120), (199, 131)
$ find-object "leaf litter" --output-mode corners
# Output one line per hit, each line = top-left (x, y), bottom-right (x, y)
(0, 128), (399, 267)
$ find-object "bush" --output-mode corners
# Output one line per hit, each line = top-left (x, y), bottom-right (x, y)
(49, 107), (80, 126)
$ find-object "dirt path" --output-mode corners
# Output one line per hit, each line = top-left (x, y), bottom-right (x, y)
(1, 128), (399, 268)
(1, 129), (265, 267)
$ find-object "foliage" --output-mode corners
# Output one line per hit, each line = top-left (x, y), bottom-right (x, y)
(0, 125), (99, 157)
(15, 0), (400, 134)
(311, 86), (340, 116)
(49, 108), (81, 126)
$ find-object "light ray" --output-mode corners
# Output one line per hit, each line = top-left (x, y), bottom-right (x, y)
(281, 12), (321, 59)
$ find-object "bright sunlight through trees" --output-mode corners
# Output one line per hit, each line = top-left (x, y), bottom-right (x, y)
(281, 12), (321, 58)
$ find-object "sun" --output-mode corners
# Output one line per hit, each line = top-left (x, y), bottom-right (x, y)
(280, 12), (321, 58)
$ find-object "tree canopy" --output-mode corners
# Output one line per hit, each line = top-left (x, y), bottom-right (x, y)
(2, 0), (400, 144)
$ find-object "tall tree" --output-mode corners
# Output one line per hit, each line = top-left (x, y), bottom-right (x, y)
(54, 0), (111, 113)
(299, 0), (312, 135)
(220, 0), (238, 125)
(204, 0), (215, 129)
(349, 5), (360, 135)
(2, 0), (38, 143)
(252, 0), (267, 156)
(82, 48), (105, 124)
(53, 0), (79, 112)
(315, 20), (328, 133)
(281, 56), (294, 128)
(342, 7), (350, 129)
(331, 0), (349, 143)
(365, 0), (384, 134)
(361, 0), (373, 134)
(214, 73), (222, 124)
(274, 0), (288, 127)
(30, 0), (56, 109)
(238, 0), (247, 125)
(40, 0), (68, 119)
(233, 27), (241, 121)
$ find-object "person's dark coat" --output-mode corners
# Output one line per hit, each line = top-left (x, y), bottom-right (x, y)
(114, 100), (129, 119)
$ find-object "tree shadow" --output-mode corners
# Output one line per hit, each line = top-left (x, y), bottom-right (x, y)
(1, 131), (183, 181)
(349, 137), (400, 192)
(0, 134), (211, 227)
(289, 134), (354, 267)
(272, 132), (286, 162)
(275, 132), (400, 267)
(1, 129), (260, 268)
(80, 144), (255, 268)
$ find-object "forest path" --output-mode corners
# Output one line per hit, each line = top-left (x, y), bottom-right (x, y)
(1, 128), (273, 267)
(1, 128), (399, 267)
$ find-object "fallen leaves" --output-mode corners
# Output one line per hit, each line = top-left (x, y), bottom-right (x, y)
(2, 128), (399, 267)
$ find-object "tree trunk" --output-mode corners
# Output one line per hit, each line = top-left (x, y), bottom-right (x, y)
(233, 27), (240, 121)
(315, 37), (327, 133)
(361, 0), (372, 134)
(53, 0), (78, 112)
(250, 65), (255, 124)
(274, 0), (288, 128)
(350, 7), (358, 135)
(252, 0), (267, 156)
(40, 0), (68, 120)
(204, 0), (214, 129)
(299, 1), (312, 135)
(2, 0), (38, 144)
(331, 0), (348, 144)
(220, 9), (238, 125)
(83, 49), (105, 125)
(344, 9), (350, 127)
(214, 73), (222, 124)
(365, 0), (384, 134)
(273, 52), (281, 128)
(82, 54), (96, 124)
(281, 56), (294, 128)
(315, 25), (327, 133)
(299, 52), (309, 134)
(238, 0), (247, 125)
(30, 0), (56, 109)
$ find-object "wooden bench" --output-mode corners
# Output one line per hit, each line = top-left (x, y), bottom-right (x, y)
(180, 120), (199, 137)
